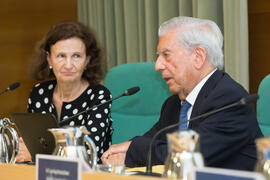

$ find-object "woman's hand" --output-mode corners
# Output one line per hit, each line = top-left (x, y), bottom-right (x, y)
(16, 137), (32, 162)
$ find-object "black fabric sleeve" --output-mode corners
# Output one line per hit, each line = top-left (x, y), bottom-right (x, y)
(125, 96), (179, 167)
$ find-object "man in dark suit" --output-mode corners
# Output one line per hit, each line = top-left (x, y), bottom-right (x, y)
(101, 16), (263, 171)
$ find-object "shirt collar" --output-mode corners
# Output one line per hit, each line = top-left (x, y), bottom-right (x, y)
(186, 69), (217, 106)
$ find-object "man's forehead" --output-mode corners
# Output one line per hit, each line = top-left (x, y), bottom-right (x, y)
(157, 33), (178, 53)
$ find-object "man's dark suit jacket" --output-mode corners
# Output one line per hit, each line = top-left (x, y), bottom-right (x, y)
(125, 70), (263, 171)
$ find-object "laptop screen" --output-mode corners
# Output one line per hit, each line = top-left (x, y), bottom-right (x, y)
(11, 113), (58, 161)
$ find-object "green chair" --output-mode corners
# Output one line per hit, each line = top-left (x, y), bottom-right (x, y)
(257, 74), (270, 136)
(104, 62), (171, 144)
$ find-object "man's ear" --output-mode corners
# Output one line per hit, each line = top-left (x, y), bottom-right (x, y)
(193, 46), (207, 69)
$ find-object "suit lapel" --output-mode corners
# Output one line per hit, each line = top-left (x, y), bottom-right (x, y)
(189, 70), (224, 128)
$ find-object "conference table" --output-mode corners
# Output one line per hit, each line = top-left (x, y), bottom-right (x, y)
(0, 163), (267, 180)
(0, 164), (165, 180)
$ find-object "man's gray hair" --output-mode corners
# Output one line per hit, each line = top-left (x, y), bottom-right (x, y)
(159, 16), (224, 70)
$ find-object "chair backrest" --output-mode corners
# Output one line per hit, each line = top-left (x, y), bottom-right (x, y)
(257, 74), (270, 136)
(104, 62), (171, 144)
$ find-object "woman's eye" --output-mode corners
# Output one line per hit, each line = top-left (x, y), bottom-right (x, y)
(73, 54), (81, 58)
(57, 54), (65, 58)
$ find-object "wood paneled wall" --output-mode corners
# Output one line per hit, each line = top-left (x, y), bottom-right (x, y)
(249, 0), (270, 94)
(0, 0), (268, 118)
(0, 0), (77, 117)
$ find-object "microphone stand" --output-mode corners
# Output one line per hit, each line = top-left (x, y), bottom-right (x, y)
(58, 86), (140, 126)
(59, 94), (124, 126)
(145, 94), (259, 176)
(0, 89), (9, 95)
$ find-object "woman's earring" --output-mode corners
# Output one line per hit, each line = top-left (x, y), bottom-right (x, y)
(49, 66), (52, 69)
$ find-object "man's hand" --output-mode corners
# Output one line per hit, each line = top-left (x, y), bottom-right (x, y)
(102, 152), (126, 165)
(101, 141), (131, 164)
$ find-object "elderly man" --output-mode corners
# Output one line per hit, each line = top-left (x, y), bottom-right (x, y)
(101, 16), (263, 171)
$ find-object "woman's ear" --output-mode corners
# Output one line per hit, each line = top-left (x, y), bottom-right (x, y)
(85, 56), (91, 68)
(46, 51), (52, 67)
(193, 46), (207, 69)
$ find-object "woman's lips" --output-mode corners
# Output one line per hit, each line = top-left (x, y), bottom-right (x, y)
(62, 72), (74, 76)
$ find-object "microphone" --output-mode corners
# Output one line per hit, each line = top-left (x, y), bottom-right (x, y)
(58, 86), (140, 126)
(123, 86), (140, 96)
(145, 94), (259, 176)
(0, 82), (20, 95)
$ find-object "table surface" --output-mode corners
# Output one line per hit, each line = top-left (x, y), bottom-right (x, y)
(0, 164), (164, 180)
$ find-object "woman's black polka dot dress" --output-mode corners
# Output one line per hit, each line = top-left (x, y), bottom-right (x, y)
(27, 80), (113, 163)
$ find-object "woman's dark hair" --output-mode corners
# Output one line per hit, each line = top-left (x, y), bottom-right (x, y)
(29, 20), (103, 86)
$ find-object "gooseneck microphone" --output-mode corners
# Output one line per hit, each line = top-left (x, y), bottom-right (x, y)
(0, 82), (20, 95)
(145, 94), (259, 176)
(58, 86), (140, 126)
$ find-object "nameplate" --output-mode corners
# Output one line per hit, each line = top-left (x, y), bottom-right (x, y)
(36, 154), (82, 180)
(192, 167), (266, 180)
